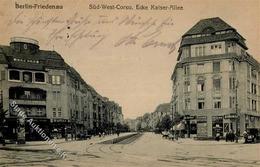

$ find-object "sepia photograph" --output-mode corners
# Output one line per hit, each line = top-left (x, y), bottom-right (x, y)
(0, 0), (259, 166)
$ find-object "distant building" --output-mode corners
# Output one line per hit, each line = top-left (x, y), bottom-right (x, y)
(0, 37), (123, 140)
(171, 17), (260, 138)
(149, 103), (171, 130)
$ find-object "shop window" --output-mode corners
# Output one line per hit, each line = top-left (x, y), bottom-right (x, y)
(23, 72), (32, 83)
(9, 70), (20, 81)
(35, 73), (45, 82)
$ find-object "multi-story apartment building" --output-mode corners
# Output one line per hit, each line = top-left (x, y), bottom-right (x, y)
(0, 37), (123, 140)
(171, 17), (260, 138)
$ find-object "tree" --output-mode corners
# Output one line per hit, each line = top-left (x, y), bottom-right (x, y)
(160, 115), (172, 130)
(173, 112), (182, 125)
(136, 121), (142, 131)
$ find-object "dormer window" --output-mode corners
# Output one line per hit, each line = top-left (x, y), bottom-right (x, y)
(35, 72), (45, 82)
(9, 70), (20, 81)
(23, 44), (27, 49)
(23, 72), (32, 83)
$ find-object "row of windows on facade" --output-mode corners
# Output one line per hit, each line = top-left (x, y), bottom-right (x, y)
(181, 42), (243, 59)
(184, 77), (257, 95)
(184, 61), (235, 75)
(184, 30), (234, 39)
(9, 70), (63, 85)
(184, 97), (257, 111)
(53, 111), (62, 118)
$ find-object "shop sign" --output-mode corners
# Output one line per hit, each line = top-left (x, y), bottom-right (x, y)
(184, 115), (196, 120)
(197, 116), (207, 123)
(224, 114), (238, 119)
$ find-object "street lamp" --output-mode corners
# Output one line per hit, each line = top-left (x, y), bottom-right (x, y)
(235, 80), (239, 143)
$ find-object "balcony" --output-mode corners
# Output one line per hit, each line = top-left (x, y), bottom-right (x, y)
(9, 87), (46, 101)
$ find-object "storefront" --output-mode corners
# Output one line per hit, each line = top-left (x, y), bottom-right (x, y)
(212, 116), (223, 137)
(197, 116), (207, 138)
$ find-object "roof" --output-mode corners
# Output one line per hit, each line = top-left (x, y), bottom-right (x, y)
(154, 103), (170, 114)
(0, 44), (66, 70)
(183, 17), (235, 36)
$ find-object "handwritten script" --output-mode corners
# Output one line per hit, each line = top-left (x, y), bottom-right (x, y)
(7, 12), (181, 54)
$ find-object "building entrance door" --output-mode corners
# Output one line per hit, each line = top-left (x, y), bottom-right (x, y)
(212, 116), (223, 137)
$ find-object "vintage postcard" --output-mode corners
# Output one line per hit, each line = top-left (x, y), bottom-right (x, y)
(0, 0), (259, 166)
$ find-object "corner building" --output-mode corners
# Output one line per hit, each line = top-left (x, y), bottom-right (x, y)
(171, 17), (260, 138)
(0, 37), (123, 140)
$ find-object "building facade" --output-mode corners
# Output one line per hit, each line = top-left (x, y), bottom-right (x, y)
(0, 37), (123, 140)
(171, 17), (260, 138)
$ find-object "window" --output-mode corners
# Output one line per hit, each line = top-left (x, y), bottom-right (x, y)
(58, 112), (61, 117)
(229, 61), (235, 71)
(214, 101), (221, 109)
(9, 70), (20, 81)
(51, 75), (61, 85)
(195, 46), (205, 57)
(53, 91), (61, 100)
(35, 73), (45, 82)
(247, 98), (250, 110)
(198, 101), (205, 110)
(229, 77), (236, 90)
(251, 70), (257, 79)
(23, 72), (32, 83)
(247, 64), (250, 78)
(185, 98), (191, 110)
(252, 100), (257, 111)
(197, 64), (204, 73)
(213, 62), (220, 73)
(197, 80), (205, 92)
(213, 78), (221, 91)
(53, 112), (56, 117)
(229, 96), (235, 108)
(251, 83), (257, 94)
(184, 65), (190, 75)
(184, 81), (190, 92)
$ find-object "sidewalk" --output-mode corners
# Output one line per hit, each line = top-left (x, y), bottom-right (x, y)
(0, 133), (133, 152)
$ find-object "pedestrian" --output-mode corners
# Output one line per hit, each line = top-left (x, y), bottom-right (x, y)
(98, 132), (102, 138)
(215, 132), (220, 141)
(243, 130), (248, 143)
(230, 131), (235, 142)
(0, 130), (5, 146)
(116, 131), (120, 137)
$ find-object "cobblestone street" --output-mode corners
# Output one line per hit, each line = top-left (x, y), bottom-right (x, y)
(1, 133), (259, 167)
